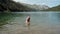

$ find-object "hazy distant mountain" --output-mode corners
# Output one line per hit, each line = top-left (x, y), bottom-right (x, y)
(22, 3), (49, 10)
(44, 5), (60, 11)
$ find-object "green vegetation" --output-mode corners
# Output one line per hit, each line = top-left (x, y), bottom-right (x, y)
(43, 5), (60, 11)
(0, 0), (60, 12)
(0, 0), (49, 12)
(0, 0), (32, 12)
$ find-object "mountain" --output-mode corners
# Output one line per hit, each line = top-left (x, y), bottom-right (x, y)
(21, 3), (49, 10)
(0, 0), (32, 12)
(44, 5), (60, 11)
(0, 0), (49, 12)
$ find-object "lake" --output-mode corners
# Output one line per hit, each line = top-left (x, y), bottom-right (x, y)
(0, 12), (60, 34)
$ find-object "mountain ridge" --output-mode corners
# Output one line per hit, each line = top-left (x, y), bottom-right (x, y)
(43, 5), (60, 11)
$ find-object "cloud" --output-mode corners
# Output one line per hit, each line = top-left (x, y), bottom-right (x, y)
(13, 0), (60, 7)
(13, 0), (60, 4)
(13, 0), (27, 3)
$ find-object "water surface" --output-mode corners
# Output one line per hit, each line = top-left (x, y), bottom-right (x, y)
(0, 12), (60, 34)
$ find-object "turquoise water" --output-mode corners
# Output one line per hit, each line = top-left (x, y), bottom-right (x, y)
(0, 12), (60, 34)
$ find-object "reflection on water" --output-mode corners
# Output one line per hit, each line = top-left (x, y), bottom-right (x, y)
(0, 12), (60, 34)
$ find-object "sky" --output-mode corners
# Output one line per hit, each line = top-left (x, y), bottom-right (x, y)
(13, 0), (60, 7)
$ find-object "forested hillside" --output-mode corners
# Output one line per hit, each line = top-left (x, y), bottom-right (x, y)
(0, 0), (32, 12)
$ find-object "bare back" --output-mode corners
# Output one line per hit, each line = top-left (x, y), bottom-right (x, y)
(26, 16), (30, 26)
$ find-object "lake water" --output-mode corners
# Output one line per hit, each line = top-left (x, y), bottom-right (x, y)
(0, 12), (60, 34)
